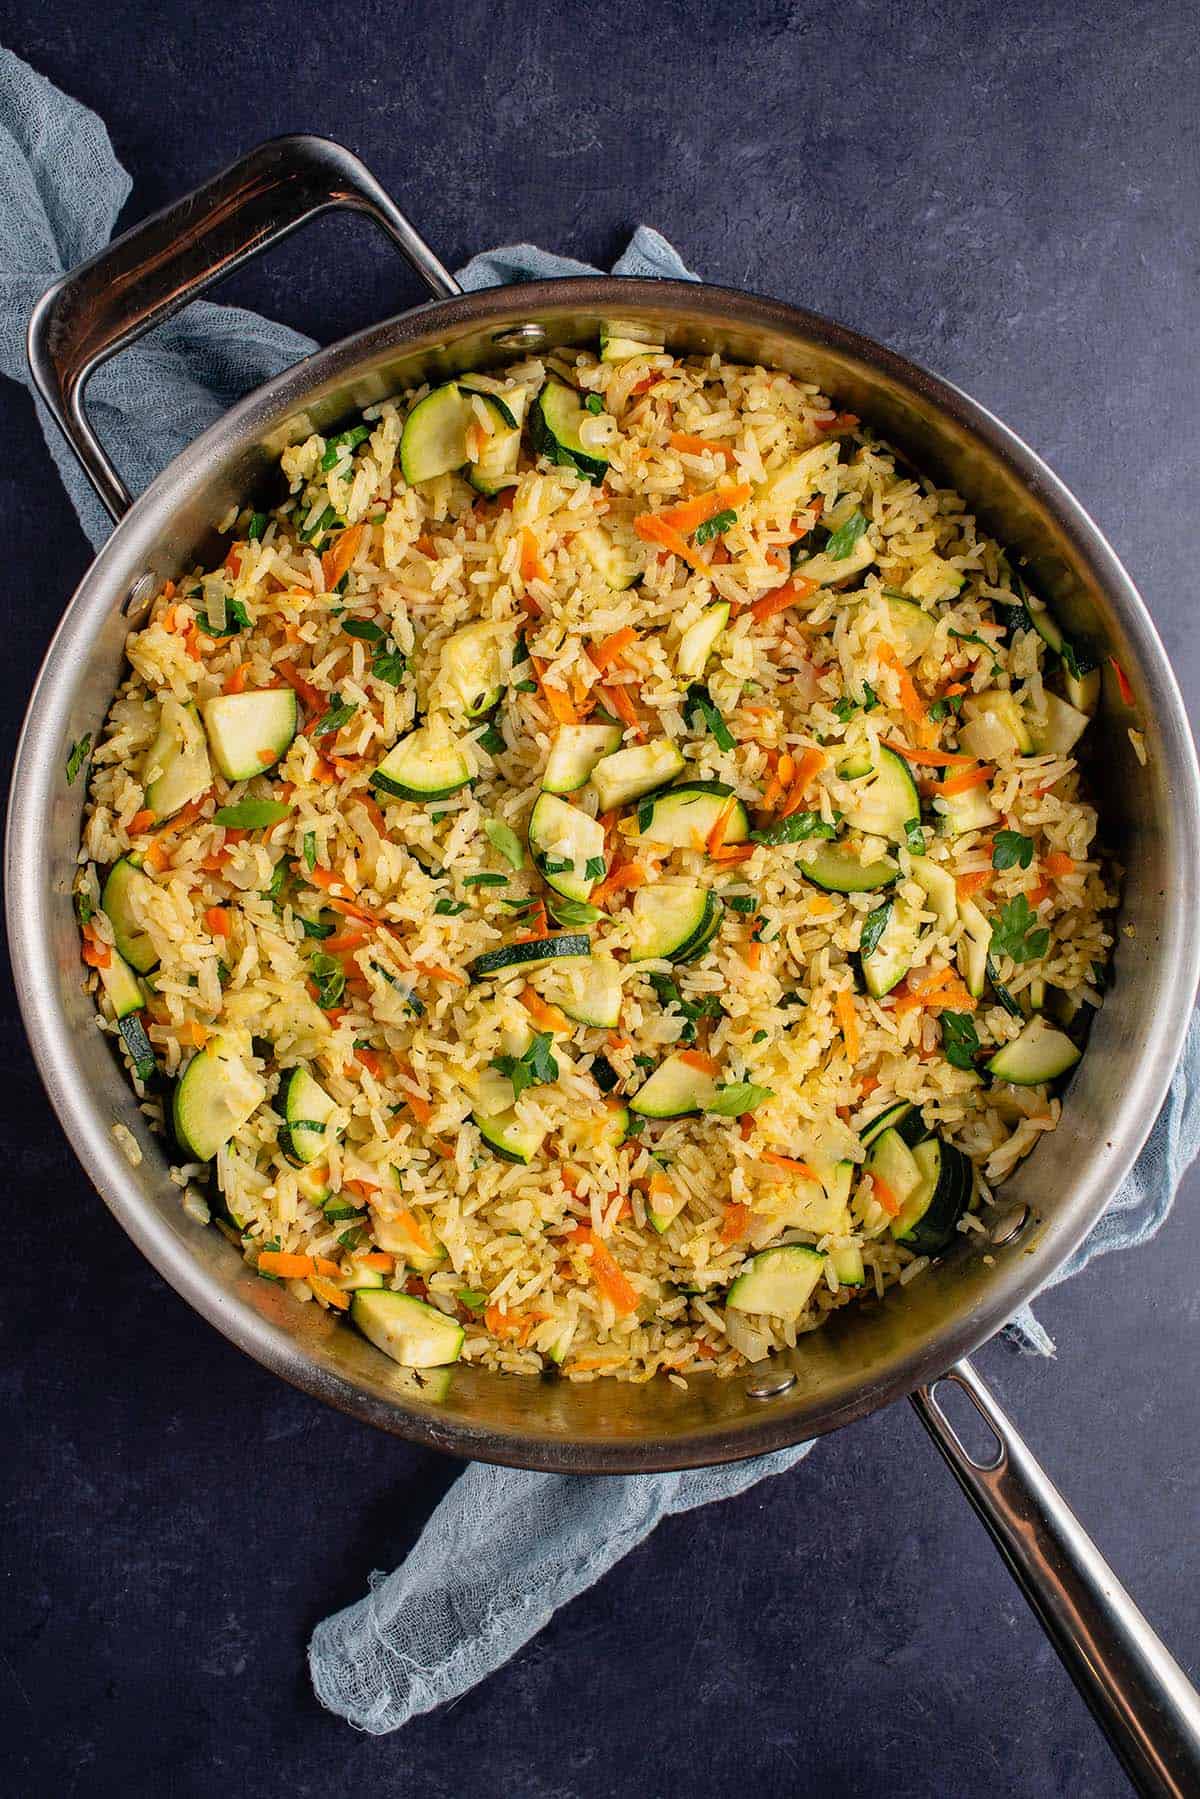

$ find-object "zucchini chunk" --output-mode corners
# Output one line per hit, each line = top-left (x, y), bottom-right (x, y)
(590, 739), (685, 811)
(676, 603), (730, 681)
(473, 1107), (547, 1164)
(793, 533), (876, 587)
(909, 856), (958, 932)
(959, 689), (1032, 757)
(859, 1100), (925, 1148)
(437, 620), (509, 717)
(629, 1051), (719, 1119)
(201, 689), (298, 782)
(538, 953), (624, 1029)
(599, 324), (665, 361)
(799, 842), (898, 893)
(829, 1242), (866, 1286)
(892, 1135), (973, 1253)
(986, 1016), (1081, 1085)
(635, 781), (750, 852)
(278, 1065), (340, 1168)
(956, 897), (991, 999)
(859, 898), (922, 999)
(727, 1244), (826, 1319)
(530, 377), (611, 484)
(543, 724), (623, 795)
(628, 883), (721, 963)
(173, 1038), (266, 1162)
(372, 719), (472, 802)
(879, 593), (936, 661)
(1064, 666), (1101, 715)
(839, 746), (920, 844)
(351, 1289), (464, 1367)
(370, 1206), (446, 1275)
(934, 782), (1000, 837)
(142, 698), (212, 822)
(866, 1127), (923, 1208)
(337, 1254), (386, 1293)
(576, 526), (639, 591)
(527, 792), (607, 902)
(97, 948), (144, 1020)
(461, 386), (526, 496)
(399, 382), (474, 484)
(772, 1174), (850, 1236)
(1028, 691), (1090, 756)
(101, 857), (158, 973)
(468, 934), (592, 982)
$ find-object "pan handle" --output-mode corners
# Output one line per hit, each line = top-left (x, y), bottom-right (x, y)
(26, 134), (461, 524)
(911, 1358), (1200, 1796)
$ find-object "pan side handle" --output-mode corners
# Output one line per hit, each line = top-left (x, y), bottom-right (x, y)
(911, 1358), (1200, 1797)
(26, 135), (460, 522)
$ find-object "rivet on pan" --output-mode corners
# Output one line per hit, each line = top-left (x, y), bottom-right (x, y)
(991, 1203), (1032, 1247)
(122, 573), (157, 620)
(492, 322), (548, 350)
(746, 1370), (796, 1401)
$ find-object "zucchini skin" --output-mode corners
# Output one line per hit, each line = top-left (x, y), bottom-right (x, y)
(467, 933), (592, 981)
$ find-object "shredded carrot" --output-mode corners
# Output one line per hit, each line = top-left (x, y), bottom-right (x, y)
(943, 681), (968, 698)
(761, 773), (785, 811)
(258, 1251), (327, 1280)
(223, 544), (242, 578)
(590, 625), (639, 672)
(738, 1114), (755, 1141)
(403, 1088), (434, 1127)
(955, 869), (992, 901)
(679, 1049), (719, 1075)
(1110, 656), (1134, 706)
(309, 1275), (351, 1312)
(748, 577), (819, 625)
(80, 922), (111, 969)
(530, 655), (580, 726)
(143, 840), (170, 874)
(344, 1178), (379, 1200)
(655, 482), (751, 536)
(632, 512), (710, 574)
(872, 1174), (901, 1217)
(607, 1033), (631, 1051)
(519, 528), (548, 584)
(880, 737), (980, 768)
(276, 658), (323, 717)
(834, 988), (859, 1063)
(1043, 852), (1076, 878)
(762, 1152), (818, 1177)
(877, 644), (927, 723)
(778, 747), (828, 817)
(706, 796), (739, 857)
(182, 1020), (209, 1049)
(668, 431), (735, 466)
(776, 751), (796, 789)
(416, 962), (468, 986)
(568, 1227), (639, 1316)
(1028, 879), (1054, 907)
(355, 1045), (384, 1078)
(391, 1206), (434, 1254)
(520, 985), (571, 1034)
(597, 681), (645, 739)
(745, 940), (762, 971)
(358, 1252), (395, 1271)
(591, 860), (646, 907)
(204, 906), (231, 938)
(161, 580), (176, 601)
(223, 663), (249, 696)
(894, 965), (978, 1016)
(720, 1202), (753, 1244)
(708, 844), (754, 865)
(932, 763), (992, 797)
(128, 808), (156, 835)
(308, 864), (356, 897)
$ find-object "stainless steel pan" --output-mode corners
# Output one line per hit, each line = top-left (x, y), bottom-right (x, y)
(9, 137), (1200, 1791)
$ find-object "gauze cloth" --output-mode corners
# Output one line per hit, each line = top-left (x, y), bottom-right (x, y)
(2, 41), (1196, 1736)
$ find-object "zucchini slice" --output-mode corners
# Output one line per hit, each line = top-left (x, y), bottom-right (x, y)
(437, 620), (508, 717)
(880, 594), (936, 661)
(97, 948), (144, 1020)
(600, 324), (665, 361)
(629, 1051), (718, 1119)
(799, 842), (898, 893)
(635, 781), (750, 852)
(959, 689), (1032, 757)
(934, 781), (1000, 837)
(538, 952), (624, 1029)
(338, 1254), (386, 1293)
(892, 1135), (973, 1253)
(474, 1107), (547, 1164)
(118, 1013), (156, 1078)
(860, 1100), (921, 1148)
(201, 690), (298, 782)
(468, 934), (592, 982)
(370, 1206), (446, 1275)
(278, 1065), (339, 1168)
(859, 898), (922, 999)
(676, 603), (731, 682)
(142, 698), (212, 822)
(590, 739), (685, 811)
(1064, 666), (1101, 715)
(866, 1127), (923, 1208)
(628, 883), (720, 963)
(101, 857), (158, 973)
(527, 792), (607, 902)
(986, 1016), (1081, 1085)
(399, 382), (474, 484)
(1025, 595), (1065, 656)
(839, 746), (920, 844)
(909, 856), (958, 932)
(351, 1289), (464, 1367)
(1028, 691), (1090, 756)
(462, 387), (526, 496)
(372, 719), (472, 802)
(794, 533), (876, 587)
(543, 724), (624, 795)
(727, 1244), (826, 1319)
(530, 377), (611, 483)
(956, 896), (991, 1000)
(772, 1175), (850, 1236)
(829, 1242), (866, 1286)
(173, 1038), (266, 1163)
(647, 1177), (688, 1234)
(576, 526), (639, 591)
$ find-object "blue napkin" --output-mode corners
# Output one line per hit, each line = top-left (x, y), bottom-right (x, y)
(3, 42), (1197, 1735)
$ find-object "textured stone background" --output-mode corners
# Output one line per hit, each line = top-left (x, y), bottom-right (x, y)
(1, 3), (1196, 1794)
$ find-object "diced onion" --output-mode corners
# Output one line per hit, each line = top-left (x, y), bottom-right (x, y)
(579, 414), (618, 452)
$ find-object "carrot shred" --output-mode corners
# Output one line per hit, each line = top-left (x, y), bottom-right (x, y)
(872, 1174), (901, 1217)
(309, 1275), (351, 1312)
(520, 985), (571, 1034)
(778, 747), (828, 817)
(632, 512), (711, 574)
(1028, 879), (1054, 907)
(258, 1251), (318, 1280)
(597, 681), (645, 740)
(416, 962), (468, 986)
(1110, 656), (1134, 706)
(955, 869), (992, 900)
(679, 1049), (719, 1075)
(876, 644), (927, 723)
(656, 482), (751, 536)
(275, 658), (323, 718)
(182, 1019), (209, 1049)
(720, 1202), (753, 1244)
(1043, 851), (1076, 878)
(668, 431), (735, 466)
(355, 1045), (384, 1078)
(880, 737), (980, 768)
(834, 988), (860, 1063)
(932, 763), (992, 797)
(590, 626), (639, 672)
(358, 1252), (395, 1271)
(519, 528), (549, 585)
(128, 808), (156, 835)
(708, 844), (754, 865)
(706, 796), (739, 857)
(530, 655), (580, 726)
(204, 906), (231, 938)
(568, 1227), (639, 1316)
(762, 1152), (818, 1177)
(80, 922), (111, 969)
(403, 1088), (434, 1127)
(745, 940), (762, 971)
(320, 523), (365, 592)
(223, 663), (249, 696)
(748, 577), (820, 625)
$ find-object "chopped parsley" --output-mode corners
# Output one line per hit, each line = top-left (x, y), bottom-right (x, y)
(308, 953), (346, 1010)
(214, 798), (291, 829)
(483, 818), (525, 870)
(545, 893), (602, 928)
(464, 872), (508, 888)
(320, 423), (371, 470)
(246, 511), (268, 542)
(456, 1288), (489, 1312)
(311, 694), (358, 738)
(198, 596), (250, 637)
(992, 829), (1035, 872)
(434, 897), (467, 916)
(342, 617), (386, 643)
(648, 974), (723, 1045)
(725, 893), (757, 914)
(989, 893), (1050, 964)
(303, 832), (317, 871)
(904, 817), (925, 854)
(372, 649), (408, 687)
(298, 915), (333, 939)
(477, 721), (506, 756)
(685, 683), (735, 751)
(825, 510), (868, 561)
(491, 1030), (559, 1100)
(694, 507), (737, 546)
(705, 1081), (773, 1116)
(65, 734), (91, 784)
(75, 890), (95, 927)
(584, 393), (604, 415)
(941, 1010), (981, 1071)
(858, 900), (892, 959)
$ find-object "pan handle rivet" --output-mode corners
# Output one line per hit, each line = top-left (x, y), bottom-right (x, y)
(492, 323), (548, 350)
(746, 1370), (796, 1400)
(990, 1203), (1032, 1247)
(122, 573), (157, 619)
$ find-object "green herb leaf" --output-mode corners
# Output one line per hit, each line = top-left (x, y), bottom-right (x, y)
(725, 893), (757, 914)
(859, 900), (892, 959)
(75, 889), (95, 927)
(941, 1010), (981, 1071)
(457, 1287), (488, 1312)
(214, 799), (291, 829)
(584, 393), (604, 415)
(464, 872), (508, 888)
(625, 1113), (647, 1136)
(303, 832), (317, 871)
(321, 423), (371, 470)
(825, 510), (868, 561)
(199, 597), (250, 637)
(513, 677), (538, 694)
(685, 683), (736, 751)
(65, 734), (91, 784)
(752, 1030), (769, 1044)
(372, 650), (408, 687)
(246, 512), (268, 542)
(1060, 636), (1098, 681)
(262, 860), (288, 902)
(904, 817), (925, 854)
(299, 503), (340, 545)
(750, 811), (837, 846)
(989, 893), (1050, 965)
(694, 507), (737, 546)
(491, 1030), (559, 1101)
(477, 722), (506, 756)
(308, 953), (346, 1009)
(434, 897), (467, 916)
(343, 617), (386, 643)
(583, 855), (607, 881)
(311, 694), (357, 738)
(860, 681), (879, 711)
(831, 697), (857, 724)
(992, 829), (1035, 872)
(298, 915), (333, 939)
(949, 628), (989, 648)
(705, 1081), (773, 1116)
(545, 892), (602, 928)
(483, 817), (525, 870)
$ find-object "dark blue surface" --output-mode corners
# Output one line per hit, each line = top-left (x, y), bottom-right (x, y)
(1, 4), (1197, 1794)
